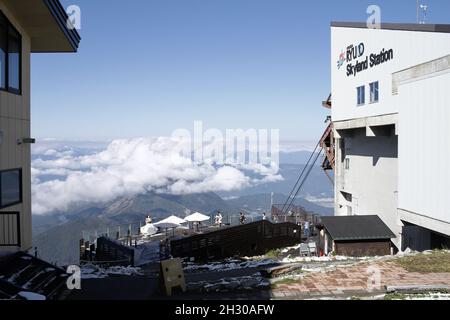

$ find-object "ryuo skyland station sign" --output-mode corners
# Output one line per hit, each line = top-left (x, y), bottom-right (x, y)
(337, 42), (394, 77)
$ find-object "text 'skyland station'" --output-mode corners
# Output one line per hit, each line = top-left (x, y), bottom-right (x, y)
(346, 44), (394, 77)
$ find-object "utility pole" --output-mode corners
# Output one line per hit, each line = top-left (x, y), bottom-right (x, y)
(417, 0), (419, 24)
(270, 192), (274, 208)
(417, 1), (429, 24)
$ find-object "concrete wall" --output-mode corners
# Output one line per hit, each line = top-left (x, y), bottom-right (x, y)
(334, 127), (401, 248)
(331, 27), (450, 122)
(396, 66), (450, 236)
(0, 2), (32, 252)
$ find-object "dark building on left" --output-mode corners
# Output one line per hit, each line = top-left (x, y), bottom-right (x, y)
(0, 0), (80, 254)
(0, 0), (80, 299)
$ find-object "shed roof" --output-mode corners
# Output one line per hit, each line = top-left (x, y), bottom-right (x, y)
(321, 215), (396, 241)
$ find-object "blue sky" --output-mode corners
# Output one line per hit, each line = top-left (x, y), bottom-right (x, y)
(30, 0), (450, 141)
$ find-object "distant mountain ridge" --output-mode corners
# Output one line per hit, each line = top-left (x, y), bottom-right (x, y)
(34, 192), (233, 229)
(32, 192), (234, 265)
(32, 191), (332, 266)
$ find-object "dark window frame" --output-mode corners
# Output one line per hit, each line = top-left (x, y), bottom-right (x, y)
(340, 138), (346, 162)
(370, 81), (379, 104)
(0, 168), (23, 209)
(357, 85), (365, 106)
(0, 10), (22, 95)
(0, 12), (6, 90)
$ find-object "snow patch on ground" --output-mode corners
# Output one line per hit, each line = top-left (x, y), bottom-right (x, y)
(183, 259), (276, 272)
(280, 255), (360, 264)
(393, 248), (447, 257)
(187, 275), (270, 293)
(81, 264), (143, 279)
(18, 291), (46, 301)
(280, 244), (302, 253)
(390, 293), (450, 300)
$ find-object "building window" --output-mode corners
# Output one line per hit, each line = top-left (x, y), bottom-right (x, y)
(0, 13), (6, 89)
(8, 26), (20, 92)
(357, 85), (365, 106)
(0, 169), (22, 209)
(370, 81), (379, 103)
(0, 11), (21, 94)
(340, 139), (346, 162)
(344, 158), (350, 170)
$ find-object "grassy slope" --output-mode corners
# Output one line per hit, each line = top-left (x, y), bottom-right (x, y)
(395, 251), (450, 273)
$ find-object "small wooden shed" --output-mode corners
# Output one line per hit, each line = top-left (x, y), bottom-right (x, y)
(319, 216), (396, 257)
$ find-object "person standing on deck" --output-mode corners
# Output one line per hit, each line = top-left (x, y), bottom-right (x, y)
(239, 212), (246, 225)
(304, 220), (310, 238)
(217, 212), (223, 227)
(273, 215), (278, 223)
(214, 213), (219, 226)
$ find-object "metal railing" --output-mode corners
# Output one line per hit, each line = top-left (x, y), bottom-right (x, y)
(81, 220), (146, 244)
(216, 214), (264, 227)
(0, 212), (21, 247)
(80, 212), (296, 244)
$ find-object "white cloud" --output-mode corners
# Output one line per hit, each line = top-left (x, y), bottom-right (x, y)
(31, 137), (283, 215)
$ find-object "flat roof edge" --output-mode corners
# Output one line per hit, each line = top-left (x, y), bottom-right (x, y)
(333, 237), (396, 241)
(331, 21), (450, 34)
(42, 0), (81, 52)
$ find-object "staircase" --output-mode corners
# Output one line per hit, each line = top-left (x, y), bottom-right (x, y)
(320, 122), (335, 182)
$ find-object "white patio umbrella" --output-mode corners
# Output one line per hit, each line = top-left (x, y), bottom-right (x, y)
(185, 212), (210, 232)
(184, 212), (210, 223)
(154, 215), (186, 228)
(154, 215), (187, 237)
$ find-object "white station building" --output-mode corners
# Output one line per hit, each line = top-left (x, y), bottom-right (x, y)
(329, 22), (450, 251)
